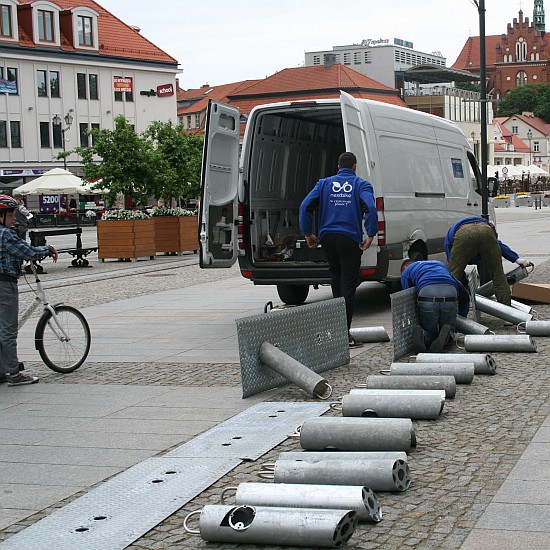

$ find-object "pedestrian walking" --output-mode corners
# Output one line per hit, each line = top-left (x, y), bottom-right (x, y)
(299, 152), (378, 348)
(0, 195), (58, 386)
(444, 216), (533, 306)
(13, 194), (32, 241)
(401, 259), (469, 353)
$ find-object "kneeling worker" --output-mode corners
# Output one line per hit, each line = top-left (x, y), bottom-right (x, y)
(401, 259), (469, 353)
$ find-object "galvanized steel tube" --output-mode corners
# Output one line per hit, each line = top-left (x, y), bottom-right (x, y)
(474, 295), (532, 324)
(267, 458), (411, 492)
(518, 320), (550, 336)
(340, 392), (444, 420)
(230, 482), (382, 523)
(279, 451), (408, 463)
(186, 504), (358, 547)
(414, 352), (497, 375)
(299, 417), (416, 452)
(363, 374), (456, 398)
(464, 334), (538, 353)
(456, 315), (492, 335)
(476, 266), (528, 297)
(485, 296), (534, 314)
(349, 326), (390, 343)
(389, 362), (475, 384)
(259, 342), (332, 399)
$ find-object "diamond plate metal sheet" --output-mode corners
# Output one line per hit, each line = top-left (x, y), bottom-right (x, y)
(1, 457), (239, 550)
(468, 268), (481, 322)
(236, 298), (349, 398)
(390, 287), (418, 359)
(166, 401), (329, 460)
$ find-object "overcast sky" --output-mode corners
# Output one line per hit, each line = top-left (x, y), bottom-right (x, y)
(99, 0), (531, 89)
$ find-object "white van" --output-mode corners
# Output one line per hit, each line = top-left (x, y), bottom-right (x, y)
(199, 91), (493, 305)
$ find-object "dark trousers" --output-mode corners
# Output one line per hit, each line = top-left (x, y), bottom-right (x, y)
(320, 233), (362, 330)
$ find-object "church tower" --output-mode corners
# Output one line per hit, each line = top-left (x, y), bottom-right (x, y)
(534, 0), (545, 34)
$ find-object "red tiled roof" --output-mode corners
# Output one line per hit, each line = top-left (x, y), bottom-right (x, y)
(452, 35), (502, 71)
(12, 0), (177, 64)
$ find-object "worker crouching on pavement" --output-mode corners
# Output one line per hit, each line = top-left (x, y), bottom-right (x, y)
(444, 216), (533, 306)
(401, 259), (469, 354)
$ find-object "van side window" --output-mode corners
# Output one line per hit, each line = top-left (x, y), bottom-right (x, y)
(219, 113), (236, 131)
(466, 151), (482, 195)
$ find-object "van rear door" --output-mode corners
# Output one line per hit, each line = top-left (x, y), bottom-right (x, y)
(199, 100), (240, 268)
(340, 91), (377, 267)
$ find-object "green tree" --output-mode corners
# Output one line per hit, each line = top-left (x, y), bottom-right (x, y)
(497, 83), (550, 120)
(144, 121), (204, 204)
(75, 115), (154, 207)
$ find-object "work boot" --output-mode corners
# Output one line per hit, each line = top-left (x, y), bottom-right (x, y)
(412, 325), (427, 354)
(429, 325), (451, 353)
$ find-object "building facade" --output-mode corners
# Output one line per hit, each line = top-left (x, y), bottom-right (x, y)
(304, 38), (446, 90)
(0, 0), (179, 192)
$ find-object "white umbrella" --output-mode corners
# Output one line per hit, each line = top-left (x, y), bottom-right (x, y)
(528, 164), (549, 176)
(80, 178), (108, 194)
(13, 168), (86, 196)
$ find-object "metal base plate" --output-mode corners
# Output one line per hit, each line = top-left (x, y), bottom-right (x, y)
(2, 402), (328, 550)
(236, 298), (349, 398)
(390, 287), (418, 359)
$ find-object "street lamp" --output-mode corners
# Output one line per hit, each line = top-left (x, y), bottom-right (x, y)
(52, 112), (74, 170)
(471, 131), (479, 158)
(527, 129), (533, 166)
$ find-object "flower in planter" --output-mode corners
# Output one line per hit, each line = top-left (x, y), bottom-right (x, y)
(149, 206), (196, 217)
(85, 210), (97, 219)
(101, 209), (150, 220)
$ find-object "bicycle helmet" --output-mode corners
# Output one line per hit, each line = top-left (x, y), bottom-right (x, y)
(0, 194), (18, 210)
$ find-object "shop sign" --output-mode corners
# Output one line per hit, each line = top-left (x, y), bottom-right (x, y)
(39, 195), (60, 213)
(157, 83), (174, 97)
(113, 77), (133, 93)
(0, 79), (17, 94)
(1, 169), (48, 176)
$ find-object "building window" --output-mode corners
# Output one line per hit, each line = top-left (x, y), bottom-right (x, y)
(0, 120), (6, 147)
(534, 141), (540, 153)
(53, 122), (62, 148)
(40, 121), (50, 147)
(50, 70), (59, 97)
(77, 15), (93, 46)
(79, 123), (90, 147)
(37, 69), (47, 97)
(77, 73), (87, 99)
(313, 55), (320, 65)
(38, 10), (54, 42)
(187, 115), (191, 129)
(511, 125), (518, 134)
(516, 37), (527, 61)
(91, 123), (99, 145)
(10, 120), (21, 147)
(343, 53), (351, 65)
(1, 4), (12, 37)
(516, 71), (528, 87)
(364, 51), (371, 63)
(89, 74), (98, 100)
(195, 114), (200, 128)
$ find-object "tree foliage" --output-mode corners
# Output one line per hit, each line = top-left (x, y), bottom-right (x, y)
(497, 83), (550, 121)
(74, 116), (204, 207)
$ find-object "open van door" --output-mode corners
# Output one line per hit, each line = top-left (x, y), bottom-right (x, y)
(199, 100), (240, 268)
(340, 91), (377, 267)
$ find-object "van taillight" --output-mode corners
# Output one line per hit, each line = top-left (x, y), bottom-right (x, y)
(237, 203), (244, 250)
(376, 197), (385, 245)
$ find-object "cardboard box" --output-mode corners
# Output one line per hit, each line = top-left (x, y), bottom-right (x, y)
(512, 282), (550, 304)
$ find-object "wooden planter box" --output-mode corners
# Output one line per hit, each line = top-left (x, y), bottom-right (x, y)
(154, 216), (198, 254)
(97, 218), (155, 261)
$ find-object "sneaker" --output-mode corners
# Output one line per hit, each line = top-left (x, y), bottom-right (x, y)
(412, 325), (427, 354)
(7, 373), (39, 386)
(429, 325), (451, 353)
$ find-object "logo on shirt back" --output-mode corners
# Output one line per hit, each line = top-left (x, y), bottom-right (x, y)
(332, 181), (353, 193)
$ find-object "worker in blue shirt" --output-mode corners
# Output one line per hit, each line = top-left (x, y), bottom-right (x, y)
(401, 259), (469, 353)
(444, 216), (533, 306)
(299, 152), (378, 348)
(0, 195), (58, 386)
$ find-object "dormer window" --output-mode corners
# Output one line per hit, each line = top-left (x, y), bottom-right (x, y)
(32, 2), (61, 47)
(77, 14), (92, 46)
(71, 7), (98, 51)
(0, 1), (19, 42)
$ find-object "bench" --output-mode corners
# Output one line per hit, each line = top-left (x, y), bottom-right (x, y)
(29, 226), (98, 268)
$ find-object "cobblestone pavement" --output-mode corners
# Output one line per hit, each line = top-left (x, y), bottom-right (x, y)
(3, 260), (549, 549)
(2, 244), (549, 548)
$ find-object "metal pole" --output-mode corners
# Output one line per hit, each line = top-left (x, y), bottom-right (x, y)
(389, 362), (475, 384)
(361, 374), (457, 398)
(464, 334), (538, 352)
(278, 451), (408, 463)
(414, 352), (497, 375)
(479, 0), (489, 219)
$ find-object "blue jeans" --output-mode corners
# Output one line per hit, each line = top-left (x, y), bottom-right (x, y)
(417, 301), (457, 347)
(0, 280), (20, 375)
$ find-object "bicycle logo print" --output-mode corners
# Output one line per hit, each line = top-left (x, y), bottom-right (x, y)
(332, 181), (353, 193)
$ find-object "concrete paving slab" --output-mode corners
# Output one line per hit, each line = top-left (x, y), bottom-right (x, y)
(532, 426), (550, 441)
(507, 458), (550, 480)
(73, 417), (218, 435)
(461, 529), (550, 550)
(1, 403), (126, 419)
(517, 442), (550, 460)
(474, 502), (550, 532)
(104, 406), (247, 422)
(0, 510), (37, 532)
(493, 479), (550, 504)
(0, 482), (85, 510)
(0, 429), (61, 446)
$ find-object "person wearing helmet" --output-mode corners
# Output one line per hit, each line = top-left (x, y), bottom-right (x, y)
(0, 194), (58, 386)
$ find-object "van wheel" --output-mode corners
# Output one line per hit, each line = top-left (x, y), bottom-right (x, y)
(277, 284), (309, 305)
